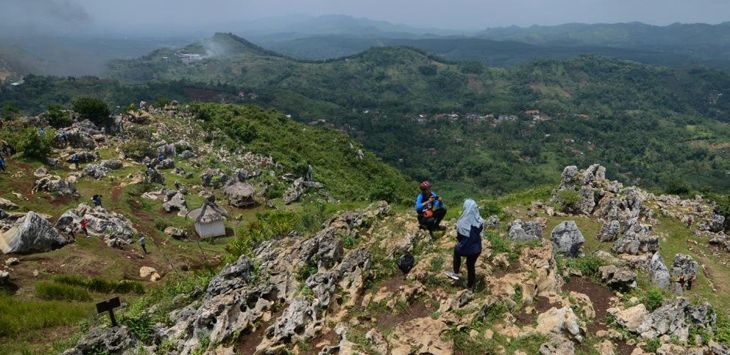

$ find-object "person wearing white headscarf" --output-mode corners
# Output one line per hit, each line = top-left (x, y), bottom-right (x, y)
(446, 199), (484, 288)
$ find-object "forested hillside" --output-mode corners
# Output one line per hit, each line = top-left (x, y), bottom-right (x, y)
(4, 33), (730, 197)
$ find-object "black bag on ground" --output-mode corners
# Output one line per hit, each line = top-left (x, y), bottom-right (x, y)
(397, 252), (415, 274)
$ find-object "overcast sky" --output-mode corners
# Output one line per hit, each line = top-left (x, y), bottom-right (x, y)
(2, 0), (730, 36)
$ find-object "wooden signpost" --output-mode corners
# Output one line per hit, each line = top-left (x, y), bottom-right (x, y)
(96, 296), (121, 326)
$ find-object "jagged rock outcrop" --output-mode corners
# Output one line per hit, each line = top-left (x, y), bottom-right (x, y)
(671, 254), (698, 293)
(0, 197), (18, 210)
(55, 204), (137, 245)
(0, 212), (66, 254)
(597, 220), (621, 242)
(637, 298), (716, 342)
(162, 192), (187, 214)
(164, 226), (187, 239)
(200, 168), (228, 188)
(649, 252), (671, 289)
(33, 175), (77, 195)
(145, 166), (165, 184)
(62, 326), (138, 355)
(82, 164), (110, 179)
(157, 158), (175, 170)
(54, 120), (101, 149)
(224, 182), (256, 208)
(282, 177), (323, 205)
(599, 265), (637, 291)
(67, 151), (98, 163)
(611, 218), (659, 255)
(100, 160), (123, 170)
(507, 219), (544, 242)
(535, 306), (584, 342)
(550, 221), (584, 257)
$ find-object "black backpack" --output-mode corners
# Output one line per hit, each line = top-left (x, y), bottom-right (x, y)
(397, 252), (415, 274)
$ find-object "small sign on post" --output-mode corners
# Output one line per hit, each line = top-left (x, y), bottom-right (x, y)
(96, 296), (121, 326)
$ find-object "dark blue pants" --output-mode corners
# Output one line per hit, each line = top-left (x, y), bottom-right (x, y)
(454, 250), (479, 288)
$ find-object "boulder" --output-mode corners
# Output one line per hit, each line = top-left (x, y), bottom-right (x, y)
(0, 212), (66, 254)
(67, 151), (98, 163)
(156, 144), (176, 158)
(283, 178), (307, 205)
(162, 192), (187, 214)
(157, 158), (175, 170)
(100, 160), (123, 170)
(638, 298), (693, 341)
(145, 167), (165, 184)
(709, 233), (730, 252)
(224, 182), (256, 208)
(0, 198), (18, 210)
(62, 326), (137, 355)
(608, 304), (648, 332)
(200, 168), (228, 188)
(5, 257), (19, 266)
(164, 226), (187, 239)
(709, 213), (726, 233)
(599, 265), (637, 291)
(484, 215), (500, 230)
(671, 254), (698, 293)
(612, 221), (659, 255)
(33, 175), (77, 196)
(507, 219), (543, 243)
(550, 221), (584, 257)
(179, 150), (195, 160)
(54, 121), (99, 149)
(0, 270), (9, 284)
(235, 168), (259, 182)
(536, 306), (584, 341)
(82, 164), (110, 179)
(33, 167), (48, 178)
(649, 252), (671, 289)
(139, 266), (158, 280)
(55, 204), (137, 244)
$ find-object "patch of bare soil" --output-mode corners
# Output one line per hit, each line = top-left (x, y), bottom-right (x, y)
(305, 329), (338, 355)
(564, 277), (635, 353)
(378, 299), (433, 331)
(515, 296), (559, 326)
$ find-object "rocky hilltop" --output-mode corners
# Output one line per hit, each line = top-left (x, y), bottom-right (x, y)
(57, 163), (730, 354)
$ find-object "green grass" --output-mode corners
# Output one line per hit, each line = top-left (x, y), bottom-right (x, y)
(53, 275), (145, 295)
(35, 281), (93, 302)
(0, 292), (94, 338)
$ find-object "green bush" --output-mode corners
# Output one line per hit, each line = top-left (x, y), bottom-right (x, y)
(35, 281), (92, 302)
(556, 189), (582, 213)
(569, 255), (605, 278)
(73, 97), (111, 126)
(642, 288), (664, 311)
(122, 139), (155, 161)
(2, 103), (20, 121)
(644, 338), (661, 353)
(46, 104), (73, 128)
(18, 127), (54, 161)
(226, 210), (302, 259)
(717, 313), (730, 345)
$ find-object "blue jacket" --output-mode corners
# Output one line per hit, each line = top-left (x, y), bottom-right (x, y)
(455, 225), (483, 256)
(415, 192), (443, 213)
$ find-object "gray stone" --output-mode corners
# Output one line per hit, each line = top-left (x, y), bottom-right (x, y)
(201, 168), (228, 188)
(55, 204), (137, 244)
(599, 265), (637, 291)
(649, 252), (671, 289)
(156, 144), (176, 158)
(0, 197), (18, 210)
(62, 326), (137, 355)
(157, 158), (175, 170)
(597, 220), (621, 242)
(100, 160), (123, 170)
(710, 213), (726, 233)
(82, 164), (110, 179)
(671, 254), (698, 293)
(508, 219), (543, 243)
(164, 226), (187, 239)
(0, 211), (66, 254)
(687, 302), (716, 329)
(484, 215), (499, 230)
(550, 221), (585, 257)
(5, 257), (19, 266)
(224, 182), (256, 208)
(283, 178), (307, 205)
(638, 298), (694, 342)
(0, 270), (9, 284)
(162, 192), (187, 214)
(179, 150), (195, 160)
(33, 175), (76, 196)
(145, 167), (165, 184)
(67, 151), (98, 163)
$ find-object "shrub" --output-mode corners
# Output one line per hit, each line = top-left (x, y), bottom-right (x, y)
(556, 189), (581, 213)
(226, 210), (302, 259)
(73, 97), (111, 126)
(18, 127), (54, 161)
(642, 288), (664, 311)
(122, 139), (155, 161)
(35, 281), (92, 301)
(2, 103), (20, 121)
(569, 255), (605, 278)
(716, 313), (730, 345)
(46, 104), (73, 128)
(644, 338), (661, 353)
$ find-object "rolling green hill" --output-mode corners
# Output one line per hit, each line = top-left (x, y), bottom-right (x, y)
(5, 33), (730, 197)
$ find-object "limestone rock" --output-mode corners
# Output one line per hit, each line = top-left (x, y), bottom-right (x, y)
(709, 213), (726, 233)
(0, 197), (18, 210)
(224, 182), (256, 208)
(638, 298), (691, 341)
(599, 265), (637, 291)
(201, 168), (228, 188)
(508, 219), (543, 243)
(55, 204), (137, 244)
(536, 306), (584, 341)
(671, 254), (698, 293)
(100, 160), (123, 170)
(157, 158), (175, 170)
(62, 326), (137, 355)
(139, 266), (157, 279)
(82, 164), (110, 179)
(0, 270), (9, 284)
(648, 252), (671, 289)
(145, 167), (165, 184)
(162, 192), (187, 214)
(484, 215), (499, 230)
(608, 304), (648, 332)
(33, 175), (77, 196)
(5, 257), (19, 266)
(0, 212), (66, 254)
(551, 221), (584, 257)
(597, 220), (621, 242)
(164, 226), (187, 239)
